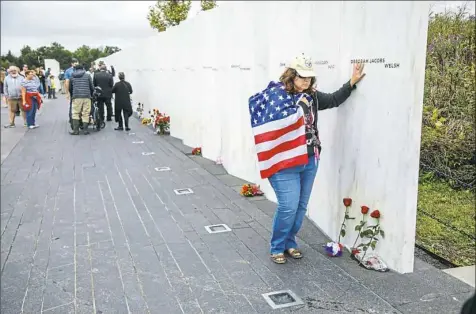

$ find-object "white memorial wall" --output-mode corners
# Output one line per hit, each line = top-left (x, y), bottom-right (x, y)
(43, 59), (61, 92)
(99, 1), (429, 273)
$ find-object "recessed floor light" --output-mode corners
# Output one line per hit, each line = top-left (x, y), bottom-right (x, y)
(132, 141), (144, 144)
(204, 224), (232, 234)
(142, 152), (155, 156)
(262, 290), (303, 309)
(174, 188), (193, 195)
(155, 166), (171, 172)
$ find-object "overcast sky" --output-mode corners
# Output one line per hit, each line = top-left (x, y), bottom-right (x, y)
(1, 1), (474, 56)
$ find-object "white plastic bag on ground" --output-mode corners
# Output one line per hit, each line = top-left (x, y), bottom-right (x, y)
(352, 251), (389, 272)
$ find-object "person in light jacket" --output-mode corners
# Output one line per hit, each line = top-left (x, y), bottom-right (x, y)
(112, 72), (133, 131)
(21, 70), (42, 129)
(3, 66), (26, 128)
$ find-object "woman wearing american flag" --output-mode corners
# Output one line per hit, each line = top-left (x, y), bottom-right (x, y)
(248, 54), (366, 264)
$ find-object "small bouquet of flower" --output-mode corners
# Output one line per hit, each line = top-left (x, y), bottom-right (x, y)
(240, 184), (264, 197)
(192, 147), (201, 156)
(136, 103), (144, 118)
(324, 242), (344, 257)
(154, 113), (170, 135)
(141, 117), (151, 125)
(324, 197), (354, 257)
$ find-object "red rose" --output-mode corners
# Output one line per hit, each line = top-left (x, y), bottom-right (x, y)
(370, 210), (381, 219)
(361, 206), (369, 214)
(351, 249), (360, 255)
(343, 198), (352, 207)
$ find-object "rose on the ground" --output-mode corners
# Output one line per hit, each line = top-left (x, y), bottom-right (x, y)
(354, 208), (385, 267)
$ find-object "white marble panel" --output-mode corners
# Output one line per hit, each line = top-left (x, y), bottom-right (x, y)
(96, 1), (429, 273)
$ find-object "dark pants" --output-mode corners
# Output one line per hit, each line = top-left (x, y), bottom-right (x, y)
(116, 108), (130, 128)
(97, 97), (113, 121)
(69, 99), (72, 120)
(40, 79), (46, 95)
(48, 88), (56, 99)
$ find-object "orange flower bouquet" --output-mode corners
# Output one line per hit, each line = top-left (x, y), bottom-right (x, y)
(154, 111), (170, 135)
(191, 147), (201, 156)
(240, 184), (264, 197)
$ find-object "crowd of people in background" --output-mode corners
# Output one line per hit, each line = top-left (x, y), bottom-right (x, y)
(1, 59), (133, 133)
(1, 65), (50, 128)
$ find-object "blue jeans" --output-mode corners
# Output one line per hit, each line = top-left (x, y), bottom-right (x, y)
(268, 157), (319, 254)
(26, 98), (38, 127)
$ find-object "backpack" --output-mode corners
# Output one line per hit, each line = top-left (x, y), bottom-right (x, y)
(58, 73), (64, 80)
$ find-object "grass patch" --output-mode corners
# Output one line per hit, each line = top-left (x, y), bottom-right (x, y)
(416, 179), (475, 266)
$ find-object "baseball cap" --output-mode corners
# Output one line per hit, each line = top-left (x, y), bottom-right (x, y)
(287, 54), (315, 78)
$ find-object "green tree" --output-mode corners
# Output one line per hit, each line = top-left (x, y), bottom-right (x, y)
(420, 4), (475, 189)
(48, 42), (73, 69)
(200, 0), (216, 11)
(0, 50), (18, 69)
(104, 46), (121, 55)
(18, 46), (40, 68)
(0, 42), (119, 71)
(147, 0), (191, 32)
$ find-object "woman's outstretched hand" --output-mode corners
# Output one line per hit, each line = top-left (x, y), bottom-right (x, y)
(350, 63), (366, 87)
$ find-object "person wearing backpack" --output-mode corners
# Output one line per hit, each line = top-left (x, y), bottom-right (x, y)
(58, 71), (65, 94)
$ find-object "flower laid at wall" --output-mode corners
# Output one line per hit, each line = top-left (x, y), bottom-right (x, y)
(343, 197), (352, 207)
(154, 112), (170, 135)
(136, 103), (144, 118)
(325, 242), (344, 257)
(338, 197), (355, 242)
(191, 147), (202, 156)
(141, 117), (151, 125)
(355, 209), (385, 252)
(240, 184), (264, 197)
(351, 207), (386, 270)
(325, 197), (355, 257)
(351, 205), (370, 254)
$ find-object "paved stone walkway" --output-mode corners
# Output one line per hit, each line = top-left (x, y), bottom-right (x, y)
(1, 96), (473, 314)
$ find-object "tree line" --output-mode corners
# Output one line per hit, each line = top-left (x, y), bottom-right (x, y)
(0, 43), (121, 71)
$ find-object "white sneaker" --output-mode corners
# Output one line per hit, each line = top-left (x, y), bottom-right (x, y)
(29, 125), (39, 129)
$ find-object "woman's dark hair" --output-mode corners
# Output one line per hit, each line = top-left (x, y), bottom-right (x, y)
(118, 72), (125, 80)
(279, 68), (316, 94)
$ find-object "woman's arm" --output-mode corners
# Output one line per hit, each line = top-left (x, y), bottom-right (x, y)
(316, 63), (366, 111)
(316, 80), (356, 111)
(112, 83), (117, 93)
(21, 86), (26, 104)
(128, 82), (133, 94)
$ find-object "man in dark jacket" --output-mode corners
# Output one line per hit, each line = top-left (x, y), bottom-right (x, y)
(93, 62), (114, 122)
(69, 64), (94, 135)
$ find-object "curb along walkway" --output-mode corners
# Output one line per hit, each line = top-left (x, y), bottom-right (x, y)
(1, 96), (473, 314)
